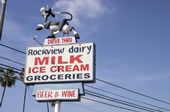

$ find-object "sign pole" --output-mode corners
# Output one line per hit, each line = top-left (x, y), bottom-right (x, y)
(55, 101), (61, 112)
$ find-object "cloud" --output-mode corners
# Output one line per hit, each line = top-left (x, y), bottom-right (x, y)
(53, 0), (110, 25)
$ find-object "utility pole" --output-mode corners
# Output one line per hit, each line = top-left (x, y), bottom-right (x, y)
(0, 0), (7, 40)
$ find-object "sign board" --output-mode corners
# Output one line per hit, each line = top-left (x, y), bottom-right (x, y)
(36, 89), (79, 101)
(32, 83), (84, 96)
(44, 37), (76, 45)
(24, 42), (96, 84)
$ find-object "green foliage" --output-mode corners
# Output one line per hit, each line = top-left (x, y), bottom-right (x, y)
(0, 68), (17, 88)
(19, 68), (25, 82)
(50, 101), (55, 107)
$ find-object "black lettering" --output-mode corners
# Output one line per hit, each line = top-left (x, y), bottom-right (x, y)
(50, 75), (56, 80)
(33, 50), (38, 55)
(28, 49), (33, 55)
(37, 50), (41, 55)
(77, 73), (82, 79)
(42, 75), (48, 80)
(54, 49), (58, 54)
(65, 74), (71, 79)
(74, 47), (78, 53)
(69, 46), (73, 53)
(58, 74), (63, 80)
(58, 48), (64, 54)
(35, 75), (41, 81)
(26, 76), (33, 81)
(84, 73), (90, 79)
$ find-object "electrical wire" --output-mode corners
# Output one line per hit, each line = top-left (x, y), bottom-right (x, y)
(0, 66), (21, 74)
(97, 78), (170, 105)
(85, 90), (162, 112)
(0, 63), (22, 72)
(0, 44), (169, 109)
(0, 61), (169, 111)
(85, 85), (170, 111)
(0, 56), (25, 66)
(0, 43), (26, 54)
(82, 97), (142, 112)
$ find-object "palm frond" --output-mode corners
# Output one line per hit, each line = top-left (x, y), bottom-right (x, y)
(0, 69), (4, 73)
(1, 81), (6, 87)
(6, 68), (15, 76)
(19, 68), (25, 82)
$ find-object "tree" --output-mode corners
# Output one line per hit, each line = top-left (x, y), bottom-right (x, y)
(0, 68), (17, 107)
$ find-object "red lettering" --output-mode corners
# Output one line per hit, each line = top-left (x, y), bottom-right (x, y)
(62, 38), (72, 43)
(58, 56), (68, 64)
(28, 67), (31, 73)
(51, 56), (55, 64)
(58, 66), (64, 72)
(81, 64), (89, 71)
(48, 40), (51, 44)
(32, 67), (38, 73)
(72, 65), (79, 71)
(62, 90), (76, 97)
(34, 57), (49, 65)
(48, 91), (53, 98)
(62, 91), (67, 97)
(40, 66), (46, 73)
(44, 91), (48, 98)
(50, 66), (57, 72)
(70, 55), (83, 64)
(72, 90), (76, 97)
(55, 91), (59, 98)
(65, 65), (71, 72)
(37, 91), (43, 98)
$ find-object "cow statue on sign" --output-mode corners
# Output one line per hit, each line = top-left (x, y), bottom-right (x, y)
(36, 6), (80, 39)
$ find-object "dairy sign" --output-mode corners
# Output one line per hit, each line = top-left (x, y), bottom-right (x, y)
(24, 42), (95, 84)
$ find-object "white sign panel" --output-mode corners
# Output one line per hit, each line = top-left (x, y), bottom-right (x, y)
(24, 42), (95, 84)
(36, 89), (79, 101)
(44, 36), (76, 45)
(32, 83), (84, 96)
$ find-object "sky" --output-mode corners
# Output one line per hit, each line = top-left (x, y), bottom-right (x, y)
(0, 0), (170, 112)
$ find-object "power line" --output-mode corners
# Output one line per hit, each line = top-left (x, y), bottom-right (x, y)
(82, 97), (142, 112)
(0, 56), (25, 66)
(97, 78), (170, 105)
(0, 63), (22, 72)
(85, 90), (161, 112)
(85, 85), (170, 111)
(0, 66), (21, 74)
(0, 43), (26, 54)
(0, 54), (169, 110)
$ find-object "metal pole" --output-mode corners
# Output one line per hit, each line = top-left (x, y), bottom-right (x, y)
(23, 85), (27, 112)
(0, 0), (7, 40)
(54, 101), (61, 112)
